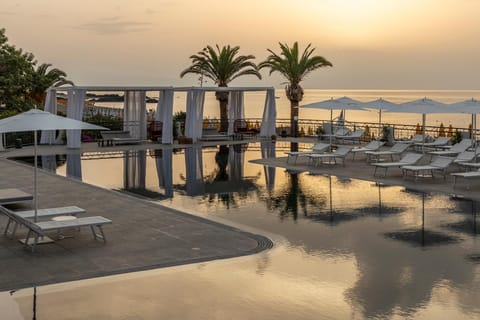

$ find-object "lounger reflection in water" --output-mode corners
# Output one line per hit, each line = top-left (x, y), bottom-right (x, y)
(451, 168), (480, 188)
(372, 153), (423, 177)
(285, 143), (330, 164)
(308, 146), (352, 166)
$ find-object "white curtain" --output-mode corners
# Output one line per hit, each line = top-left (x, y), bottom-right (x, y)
(124, 150), (146, 190)
(155, 148), (173, 198)
(260, 88), (277, 137)
(40, 88), (58, 144)
(261, 141), (276, 192)
(66, 153), (82, 180)
(228, 145), (244, 182)
(124, 91), (147, 140)
(227, 91), (245, 135)
(185, 147), (204, 196)
(185, 89), (205, 142)
(66, 89), (86, 148)
(155, 89), (174, 144)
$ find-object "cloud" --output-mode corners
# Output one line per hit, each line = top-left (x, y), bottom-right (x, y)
(74, 18), (151, 35)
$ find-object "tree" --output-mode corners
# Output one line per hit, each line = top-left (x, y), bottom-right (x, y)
(0, 28), (36, 114)
(0, 28), (73, 116)
(259, 42), (332, 136)
(29, 63), (74, 106)
(180, 45), (261, 132)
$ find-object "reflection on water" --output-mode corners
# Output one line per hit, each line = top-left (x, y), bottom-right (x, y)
(8, 143), (480, 319)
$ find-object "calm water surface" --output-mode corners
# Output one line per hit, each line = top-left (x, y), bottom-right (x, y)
(6, 143), (480, 319)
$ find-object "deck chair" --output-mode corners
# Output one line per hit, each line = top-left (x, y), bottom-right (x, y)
(285, 143), (330, 164)
(453, 150), (477, 164)
(0, 188), (33, 205)
(401, 156), (454, 180)
(336, 129), (365, 144)
(415, 136), (451, 149)
(351, 140), (385, 160)
(401, 134), (424, 144)
(451, 168), (480, 188)
(322, 127), (350, 140)
(372, 152), (423, 177)
(308, 146), (352, 166)
(429, 139), (472, 156)
(365, 143), (410, 162)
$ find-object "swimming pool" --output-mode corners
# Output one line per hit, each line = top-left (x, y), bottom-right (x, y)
(8, 142), (480, 319)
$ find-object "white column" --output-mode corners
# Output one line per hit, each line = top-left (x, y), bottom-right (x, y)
(156, 89), (174, 144)
(260, 88), (277, 137)
(40, 88), (58, 144)
(124, 91), (147, 140)
(66, 89), (86, 148)
(185, 89), (205, 142)
(227, 91), (245, 136)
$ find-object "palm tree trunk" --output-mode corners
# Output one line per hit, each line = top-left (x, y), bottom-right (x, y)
(216, 91), (229, 133)
(290, 100), (299, 137)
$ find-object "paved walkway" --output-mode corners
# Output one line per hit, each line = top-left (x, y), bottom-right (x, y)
(0, 158), (271, 291)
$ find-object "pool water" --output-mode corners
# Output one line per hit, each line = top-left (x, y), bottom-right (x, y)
(7, 142), (480, 319)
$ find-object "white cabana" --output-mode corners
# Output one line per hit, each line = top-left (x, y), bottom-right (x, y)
(40, 88), (58, 144)
(184, 89), (205, 142)
(260, 88), (277, 137)
(228, 91), (245, 136)
(155, 88), (174, 144)
(66, 89), (87, 148)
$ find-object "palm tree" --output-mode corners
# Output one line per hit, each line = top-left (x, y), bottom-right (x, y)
(180, 45), (261, 132)
(29, 63), (73, 106)
(259, 42), (332, 136)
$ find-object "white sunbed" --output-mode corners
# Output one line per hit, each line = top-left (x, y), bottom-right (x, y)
(336, 129), (366, 144)
(365, 143), (410, 162)
(285, 143), (330, 164)
(1, 205), (86, 238)
(400, 134), (424, 144)
(401, 156), (454, 180)
(372, 152), (423, 177)
(451, 168), (480, 188)
(0, 188), (33, 205)
(308, 146), (352, 166)
(351, 140), (385, 160)
(415, 136), (451, 149)
(428, 139), (472, 156)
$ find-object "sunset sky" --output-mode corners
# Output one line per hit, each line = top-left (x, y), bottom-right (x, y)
(2, 0), (480, 89)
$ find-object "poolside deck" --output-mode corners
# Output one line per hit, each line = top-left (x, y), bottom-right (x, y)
(1, 138), (479, 290)
(0, 145), (271, 291)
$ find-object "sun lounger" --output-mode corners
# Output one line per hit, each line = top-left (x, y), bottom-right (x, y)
(22, 216), (112, 252)
(428, 139), (472, 156)
(372, 152), (423, 177)
(336, 129), (365, 144)
(401, 156), (454, 180)
(365, 143), (410, 162)
(285, 143), (330, 164)
(98, 131), (144, 147)
(451, 168), (480, 188)
(1, 205), (85, 238)
(351, 140), (385, 160)
(400, 134), (424, 144)
(0, 188), (33, 205)
(308, 146), (352, 166)
(322, 127), (350, 140)
(415, 136), (451, 149)
(453, 150), (477, 165)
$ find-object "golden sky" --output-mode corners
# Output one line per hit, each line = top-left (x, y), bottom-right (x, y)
(2, 0), (480, 89)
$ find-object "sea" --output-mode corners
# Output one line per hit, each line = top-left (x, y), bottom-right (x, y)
(91, 89), (480, 129)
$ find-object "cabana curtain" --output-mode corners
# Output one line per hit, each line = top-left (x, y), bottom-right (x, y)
(66, 89), (86, 148)
(227, 91), (245, 136)
(40, 88), (58, 144)
(124, 91), (147, 140)
(155, 89), (174, 144)
(185, 89), (205, 142)
(260, 88), (277, 137)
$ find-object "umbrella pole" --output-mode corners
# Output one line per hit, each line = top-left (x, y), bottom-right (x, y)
(330, 109), (333, 152)
(379, 110), (382, 139)
(475, 113), (478, 162)
(34, 130), (38, 222)
(422, 114), (426, 154)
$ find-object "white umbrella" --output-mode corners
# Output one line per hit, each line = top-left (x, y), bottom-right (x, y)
(449, 98), (480, 160)
(361, 98), (399, 139)
(299, 97), (364, 148)
(0, 109), (108, 221)
(394, 98), (448, 153)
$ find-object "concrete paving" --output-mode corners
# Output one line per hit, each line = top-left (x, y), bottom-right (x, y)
(0, 155), (271, 291)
